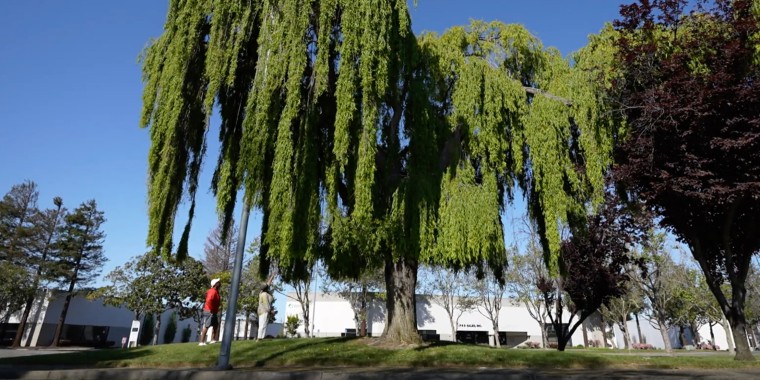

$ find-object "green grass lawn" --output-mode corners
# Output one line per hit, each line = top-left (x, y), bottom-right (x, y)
(3, 338), (759, 370)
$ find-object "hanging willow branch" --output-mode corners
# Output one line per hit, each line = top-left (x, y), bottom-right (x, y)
(141, 1), (617, 279)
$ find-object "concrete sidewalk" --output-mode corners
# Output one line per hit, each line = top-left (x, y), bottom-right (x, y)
(2, 366), (760, 379)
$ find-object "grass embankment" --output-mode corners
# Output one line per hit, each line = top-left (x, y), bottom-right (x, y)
(3, 338), (759, 370)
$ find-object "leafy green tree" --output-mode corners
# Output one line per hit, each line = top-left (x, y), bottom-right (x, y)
(0, 181), (41, 340)
(0, 181), (38, 266)
(141, 1), (616, 344)
(662, 258), (704, 348)
(285, 314), (301, 338)
(633, 231), (682, 353)
(92, 253), (207, 344)
(50, 200), (107, 347)
(599, 271), (646, 349)
(692, 270), (727, 350)
(139, 313), (155, 346)
(0, 261), (28, 324)
(181, 325), (192, 343)
(613, 0), (760, 360)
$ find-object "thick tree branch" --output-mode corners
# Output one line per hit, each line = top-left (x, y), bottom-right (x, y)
(524, 86), (573, 107)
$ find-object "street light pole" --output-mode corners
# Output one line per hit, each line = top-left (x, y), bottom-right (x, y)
(216, 202), (250, 370)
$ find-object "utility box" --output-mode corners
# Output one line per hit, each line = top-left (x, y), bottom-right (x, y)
(127, 320), (141, 348)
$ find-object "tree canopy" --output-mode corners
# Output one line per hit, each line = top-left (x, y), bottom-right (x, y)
(613, 0), (760, 360)
(142, 0), (617, 343)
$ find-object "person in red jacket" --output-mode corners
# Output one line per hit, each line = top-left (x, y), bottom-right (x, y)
(198, 278), (221, 346)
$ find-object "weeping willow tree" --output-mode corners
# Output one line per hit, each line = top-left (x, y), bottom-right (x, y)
(141, 0), (616, 344)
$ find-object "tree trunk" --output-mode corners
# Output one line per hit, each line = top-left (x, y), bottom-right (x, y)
(582, 322), (588, 347)
(727, 312), (754, 360)
(359, 289), (367, 337)
(557, 329), (570, 352)
(621, 323), (631, 349)
(709, 322), (716, 350)
(152, 313), (161, 345)
(493, 323), (501, 348)
(539, 321), (548, 348)
(635, 312), (643, 345)
(722, 315), (736, 353)
(13, 206), (61, 348)
(381, 257), (421, 344)
(450, 318), (457, 342)
(51, 261), (80, 347)
(690, 323), (700, 346)
(302, 309), (311, 338)
(12, 292), (37, 347)
(244, 312), (250, 340)
(51, 292), (74, 347)
(657, 318), (672, 353)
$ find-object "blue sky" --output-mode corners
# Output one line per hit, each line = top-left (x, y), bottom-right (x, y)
(0, 1), (624, 294)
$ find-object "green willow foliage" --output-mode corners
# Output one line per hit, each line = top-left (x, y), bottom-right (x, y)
(141, 0), (616, 277)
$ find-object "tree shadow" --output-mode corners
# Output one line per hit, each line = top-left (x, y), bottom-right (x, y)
(0, 349), (153, 370)
(233, 337), (350, 367)
(415, 295), (435, 327)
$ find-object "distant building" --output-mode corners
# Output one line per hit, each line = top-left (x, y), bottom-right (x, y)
(286, 292), (739, 350)
(285, 292), (606, 347)
(4, 289), (741, 351)
(3, 290), (280, 347)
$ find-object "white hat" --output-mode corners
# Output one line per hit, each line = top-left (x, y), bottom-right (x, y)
(211, 278), (221, 287)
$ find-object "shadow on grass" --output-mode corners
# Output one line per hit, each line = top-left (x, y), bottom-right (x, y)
(413, 340), (458, 351)
(233, 337), (355, 368)
(408, 341), (613, 370)
(0, 347), (156, 368)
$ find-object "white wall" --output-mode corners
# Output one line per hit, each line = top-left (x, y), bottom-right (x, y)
(286, 292), (603, 347)
(611, 318), (730, 350)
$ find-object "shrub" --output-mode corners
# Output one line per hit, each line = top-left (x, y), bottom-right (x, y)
(285, 315), (301, 338)
(181, 325), (192, 343)
(524, 341), (541, 349)
(548, 342), (558, 349)
(139, 314), (155, 346)
(163, 312), (177, 344)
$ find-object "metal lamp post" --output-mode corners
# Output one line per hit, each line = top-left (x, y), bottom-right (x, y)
(216, 203), (250, 370)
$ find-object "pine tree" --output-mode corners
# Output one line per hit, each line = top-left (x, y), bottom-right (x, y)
(12, 196), (66, 347)
(50, 200), (107, 347)
(141, 0), (616, 344)
(0, 181), (40, 340)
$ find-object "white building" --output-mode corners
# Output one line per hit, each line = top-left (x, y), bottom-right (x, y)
(5, 289), (737, 351)
(5, 290), (280, 347)
(610, 316), (731, 350)
(285, 292), (606, 348)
